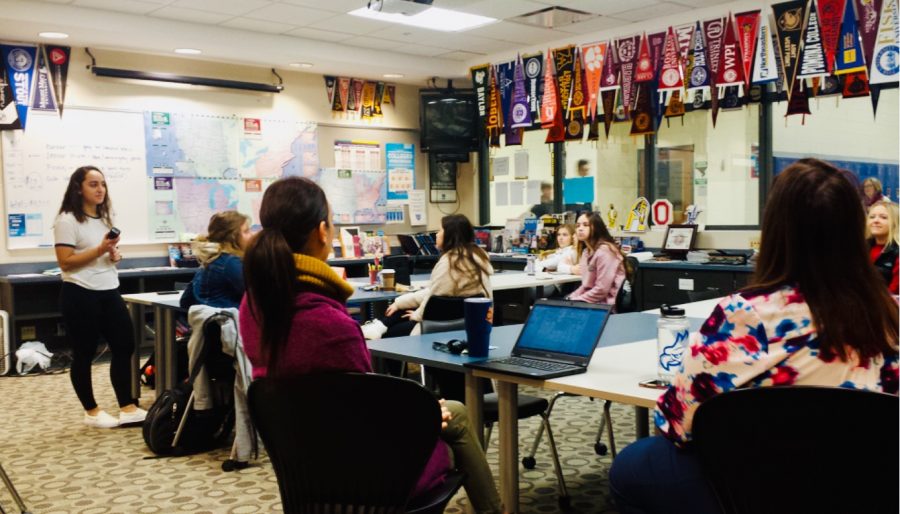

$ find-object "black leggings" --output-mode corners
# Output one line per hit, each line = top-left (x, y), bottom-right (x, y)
(60, 282), (136, 410)
(380, 309), (418, 338)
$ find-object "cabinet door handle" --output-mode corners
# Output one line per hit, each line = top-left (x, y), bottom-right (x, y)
(705, 287), (720, 291)
(652, 283), (666, 288)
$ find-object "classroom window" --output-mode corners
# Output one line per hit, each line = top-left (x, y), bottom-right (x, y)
(488, 130), (554, 225)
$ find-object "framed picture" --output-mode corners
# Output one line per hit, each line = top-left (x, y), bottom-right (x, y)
(662, 224), (698, 257)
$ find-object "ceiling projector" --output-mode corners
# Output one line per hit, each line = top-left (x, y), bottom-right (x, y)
(367, 0), (434, 15)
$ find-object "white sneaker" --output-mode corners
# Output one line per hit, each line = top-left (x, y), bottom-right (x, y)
(84, 410), (119, 429)
(119, 407), (148, 426)
(361, 319), (388, 340)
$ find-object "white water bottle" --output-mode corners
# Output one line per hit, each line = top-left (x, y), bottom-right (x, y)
(525, 254), (536, 275)
(657, 305), (689, 384)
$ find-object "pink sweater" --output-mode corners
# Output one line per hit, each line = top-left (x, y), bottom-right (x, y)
(568, 244), (626, 305)
(239, 291), (450, 497)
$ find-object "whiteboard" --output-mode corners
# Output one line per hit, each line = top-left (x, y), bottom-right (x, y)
(2, 109), (150, 249)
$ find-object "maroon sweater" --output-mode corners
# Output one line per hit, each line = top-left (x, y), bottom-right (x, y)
(240, 290), (450, 497)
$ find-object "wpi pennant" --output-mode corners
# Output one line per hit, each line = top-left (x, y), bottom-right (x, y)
(44, 45), (69, 117)
(1, 44), (37, 130)
(869, 0), (899, 84)
(819, 0), (847, 71)
(735, 11), (760, 88)
(772, 1), (808, 98)
(716, 14), (747, 95)
(835, 0), (868, 73)
(634, 33), (655, 83)
(797, 0), (830, 80)
(752, 12), (780, 83)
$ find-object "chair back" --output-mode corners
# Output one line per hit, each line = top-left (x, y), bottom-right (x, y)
(420, 318), (466, 334)
(615, 256), (639, 313)
(384, 255), (412, 286)
(422, 295), (484, 322)
(248, 373), (442, 514)
(692, 386), (899, 514)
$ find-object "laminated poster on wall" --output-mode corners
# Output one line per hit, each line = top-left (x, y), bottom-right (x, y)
(514, 151), (529, 179)
(492, 156), (510, 177)
(408, 189), (427, 226)
(385, 142), (414, 204)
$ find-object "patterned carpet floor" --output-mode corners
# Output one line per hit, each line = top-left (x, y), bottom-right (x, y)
(0, 362), (637, 513)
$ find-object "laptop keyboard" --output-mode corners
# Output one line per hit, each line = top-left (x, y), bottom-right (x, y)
(493, 356), (576, 372)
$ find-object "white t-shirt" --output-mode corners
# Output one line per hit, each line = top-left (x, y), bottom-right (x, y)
(536, 245), (576, 274)
(53, 212), (119, 290)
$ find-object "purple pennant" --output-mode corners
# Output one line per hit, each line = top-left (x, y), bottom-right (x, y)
(509, 55), (532, 129)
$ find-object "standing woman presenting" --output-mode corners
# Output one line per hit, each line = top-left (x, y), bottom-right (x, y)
(54, 166), (145, 428)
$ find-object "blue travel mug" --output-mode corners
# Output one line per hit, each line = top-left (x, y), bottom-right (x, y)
(464, 298), (493, 357)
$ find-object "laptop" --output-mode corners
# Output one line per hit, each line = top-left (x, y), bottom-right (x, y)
(464, 299), (612, 379)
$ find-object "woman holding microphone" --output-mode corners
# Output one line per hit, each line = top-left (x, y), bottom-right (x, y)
(54, 166), (145, 428)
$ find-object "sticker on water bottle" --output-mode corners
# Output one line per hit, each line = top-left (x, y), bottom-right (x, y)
(658, 329), (688, 372)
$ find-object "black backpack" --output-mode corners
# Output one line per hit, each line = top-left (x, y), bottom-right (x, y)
(143, 315), (236, 456)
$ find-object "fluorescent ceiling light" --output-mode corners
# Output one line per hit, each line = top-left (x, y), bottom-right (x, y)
(383, 73), (404, 78)
(174, 48), (202, 55)
(290, 62), (314, 68)
(348, 6), (496, 32)
(39, 31), (69, 39)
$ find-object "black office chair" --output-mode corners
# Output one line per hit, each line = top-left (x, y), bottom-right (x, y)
(614, 256), (640, 314)
(693, 386), (899, 514)
(420, 296), (483, 400)
(420, 318), (571, 507)
(248, 373), (464, 514)
(384, 255), (412, 286)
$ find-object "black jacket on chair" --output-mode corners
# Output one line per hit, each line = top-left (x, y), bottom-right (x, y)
(870, 239), (898, 289)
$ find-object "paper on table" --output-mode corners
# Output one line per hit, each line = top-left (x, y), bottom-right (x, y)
(495, 182), (510, 206)
(492, 156), (510, 177)
(509, 181), (525, 205)
(526, 180), (542, 204)
(514, 151), (529, 179)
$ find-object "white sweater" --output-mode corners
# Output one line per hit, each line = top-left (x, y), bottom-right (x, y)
(536, 246), (576, 274)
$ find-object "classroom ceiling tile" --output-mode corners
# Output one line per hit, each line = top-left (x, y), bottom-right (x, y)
(307, 14), (394, 36)
(449, 34), (519, 54)
(452, 0), (550, 19)
(341, 35), (406, 51)
(614, 2), (691, 22)
(438, 50), (488, 61)
(149, 5), (234, 24)
(466, 20), (566, 44)
(244, 3), (335, 26)
(555, 15), (627, 35)
(365, 25), (459, 48)
(33, 0), (75, 3)
(671, 0), (732, 6)
(170, 0), (271, 17)
(394, 43), (455, 57)
(71, 0), (163, 15)
(278, 0), (366, 14)
(558, 0), (661, 16)
(284, 26), (355, 42)
(220, 17), (296, 34)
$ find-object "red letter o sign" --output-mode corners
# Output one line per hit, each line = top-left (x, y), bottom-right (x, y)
(651, 199), (673, 226)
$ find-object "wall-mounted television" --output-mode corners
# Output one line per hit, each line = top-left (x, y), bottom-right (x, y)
(419, 89), (478, 153)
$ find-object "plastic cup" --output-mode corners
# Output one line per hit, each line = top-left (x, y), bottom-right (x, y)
(379, 269), (395, 290)
(369, 269), (378, 285)
(464, 298), (493, 358)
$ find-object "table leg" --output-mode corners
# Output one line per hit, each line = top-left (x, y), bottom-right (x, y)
(464, 372), (484, 449)
(497, 380), (519, 513)
(635, 406), (650, 438)
(128, 303), (142, 401)
(153, 306), (166, 399)
(163, 309), (177, 392)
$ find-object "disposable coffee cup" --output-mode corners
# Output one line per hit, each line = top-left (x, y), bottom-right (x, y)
(464, 298), (493, 358)
(379, 269), (395, 290)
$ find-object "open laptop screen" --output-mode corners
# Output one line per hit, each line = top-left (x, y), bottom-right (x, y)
(516, 302), (610, 357)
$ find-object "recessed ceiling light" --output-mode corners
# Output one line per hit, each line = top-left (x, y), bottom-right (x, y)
(174, 48), (202, 55)
(290, 62), (314, 68)
(383, 73), (404, 78)
(39, 32), (69, 39)
(348, 6), (496, 32)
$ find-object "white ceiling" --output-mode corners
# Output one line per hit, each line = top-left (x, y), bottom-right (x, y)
(1, 0), (743, 85)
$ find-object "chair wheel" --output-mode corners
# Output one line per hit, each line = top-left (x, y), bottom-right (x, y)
(521, 456), (536, 469)
(594, 442), (608, 456)
(558, 495), (571, 509)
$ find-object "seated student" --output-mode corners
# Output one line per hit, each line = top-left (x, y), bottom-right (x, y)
(526, 182), (555, 218)
(239, 177), (502, 513)
(536, 223), (576, 274)
(608, 159), (899, 514)
(863, 177), (885, 208)
(362, 214), (492, 340)
(867, 199), (899, 294)
(180, 210), (252, 310)
(566, 212), (626, 305)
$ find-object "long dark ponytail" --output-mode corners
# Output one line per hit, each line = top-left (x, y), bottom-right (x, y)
(243, 177), (330, 374)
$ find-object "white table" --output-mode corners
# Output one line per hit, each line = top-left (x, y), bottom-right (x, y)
(642, 296), (722, 319)
(122, 291), (184, 398)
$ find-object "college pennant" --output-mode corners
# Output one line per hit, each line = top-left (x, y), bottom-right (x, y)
(658, 27), (685, 103)
(735, 11), (761, 89)
(30, 46), (58, 113)
(44, 45), (69, 117)
(496, 60), (515, 140)
(835, 0), (868, 73)
(752, 13), (780, 84)
(470, 64), (490, 136)
(797, 0), (830, 82)
(771, 25), (788, 94)
(786, 79), (811, 121)
(688, 21), (711, 96)
(509, 55), (532, 129)
(0, 65), (22, 130)
(772, 1), (809, 98)
(324, 75), (336, 105)
(664, 90), (687, 123)
(587, 116), (600, 141)
(382, 84), (393, 105)
(360, 81), (377, 119)
(703, 18), (726, 124)
(373, 82), (385, 117)
(333, 77), (350, 113)
(855, 0), (885, 72)
(869, 0), (899, 84)
(634, 33), (655, 83)
(600, 40), (620, 92)
(552, 46), (576, 122)
(629, 83), (655, 135)
(386, 84), (396, 106)
(522, 52), (544, 129)
(650, 32), (669, 74)
(716, 14), (747, 97)
(1, 44), (37, 130)
(565, 47), (586, 140)
(582, 41), (607, 121)
(487, 66), (503, 147)
(613, 84), (630, 123)
(819, 0), (847, 71)
(842, 70), (872, 95)
(600, 87), (617, 138)
(819, 74), (844, 95)
(615, 36), (641, 114)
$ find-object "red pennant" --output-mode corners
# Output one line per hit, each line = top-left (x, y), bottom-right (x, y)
(658, 27), (685, 97)
(786, 79), (811, 121)
(716, 14), (746, 91)
(842, 70), (871, 97)
(735, 11), (761, 89)
(818, 0), (846, 72)
(634, 33), (655, 82)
